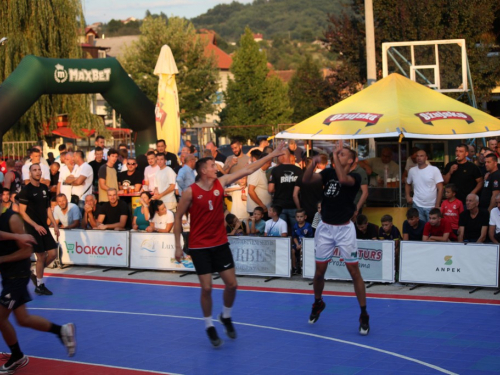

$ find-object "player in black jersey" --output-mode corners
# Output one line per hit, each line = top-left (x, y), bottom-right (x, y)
(18, 164), (59, 296)
(0, 208), (75, 373)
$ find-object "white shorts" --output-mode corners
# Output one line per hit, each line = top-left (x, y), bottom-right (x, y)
(314, 220), (358, 263)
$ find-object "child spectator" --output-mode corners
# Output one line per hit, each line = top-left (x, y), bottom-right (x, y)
(225, 177), (249, 220)
(378, 215), (401, 241)
(423, 208), (452, 241)
(264, 205), (288, 237)
(311, 201), (322, 230)
(291, 209), (314, 274)
(226, 213), (245, 236)
(402, 208), (426, 241)
(355, 214), (378, 240)
(146, 199), (174, 233)
(440, 183), (464, 238)
(243, 206), (266, 235)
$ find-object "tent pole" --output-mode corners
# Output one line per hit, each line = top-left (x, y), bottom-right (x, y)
(398, 142), (402, 207)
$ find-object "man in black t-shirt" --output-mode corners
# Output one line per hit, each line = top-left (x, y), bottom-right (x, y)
(18, 164), (59, 296)
(269, 149), (302, 228)
(118, 157), (143, 192)
(156, 139), (179, 171)
(302, 145), (369, 335)
(402, 208), (425, 241)
(96, 188), (129, 230)
(89, 147), (106, 195)
(479, 154), (500, 211)
(458, 194), (489, 243)
(443, 144), (483, 204)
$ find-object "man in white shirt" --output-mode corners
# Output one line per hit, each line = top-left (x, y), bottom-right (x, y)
(488, 193), (500, 243)
(154, 153), (177, 212)
(22, 148), (50, 186)
(57, 152), (78, 203)
(143, 151), (159, 193)
(65, 150), (93, 212)
(247, 153), (272, 216)
(53, 193), (81, 229)
(405, 149), (444, 222)
(87, 135), (109, 163)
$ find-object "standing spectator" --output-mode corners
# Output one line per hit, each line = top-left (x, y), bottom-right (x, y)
(22, 148), (50, 186)
(116, 147), (128, 172)
(57, 152), (77, 203)
(269, 149), (302, 229)
(487, 138), (498, 155)
(89, 147), (106, 195)
(359, 147), (399, 186)
(81, 194), (101, 229)
(291, 209), (314, 274)
(55, 144), (66, 162)
(49, 162), (60, 196)
(294, 154), (327, 223)
(132, 192), (151, 231)
(350, 156), (369, 215)
(458, 194), (489, 243)
(488, 193), (500, 243)
(52, 194), (81, 229)
(143, 151), (159, 194)
(355, 214), (378, 240)
(156, 139), (179, 170)
(287, 139), (303, 163)
(479, 153), (500, 211)
(223, 139), (250, 175)
(87, 135), (108, 163)
(467, 144), (476, 162)
(146, 199), (174, 233)
(402, 208), (426, 241)
(405, 149), (444, 222)
(153, 153), (177, 212)
(98, 149), (119, 203)
(118, 157), (142, 192)
(205, 141), (227, 177)
(47, 152), (55, 166)
(423, 209), (452, 242)
(247, 153), (272, 217)
(96, 189), (129, 230)
(177, 147), (191, 173)
(18, 164), (59, 295)
(441, 183), (464, 237)
(476, 146), (491, 176)
(1, 188), (19, 213)
(247, 138), (269, 156)
(177, 154), (196, 196)
(3, 159), (23, 200)
(443, 144), (483, 204)
(67, 151), (93, 212)
(135, 150), (150, 178)
(264, 205), (288, 237)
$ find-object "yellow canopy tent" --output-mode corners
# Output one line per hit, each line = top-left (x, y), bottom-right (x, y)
(275, 73), (500, 140)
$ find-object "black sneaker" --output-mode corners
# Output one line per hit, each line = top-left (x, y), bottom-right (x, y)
(359, 313), (370, 335)
(308, 299), (326, 324)
(206, 326), (223, 347)
(0, 354), (29, 373)
(218, 313), (237, 339)
(30, 272), (37, 287)
(34, 284), (53, 296)
(292, 268), (299, 275)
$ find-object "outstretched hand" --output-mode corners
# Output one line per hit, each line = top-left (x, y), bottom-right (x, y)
(270, 141), (286, 158)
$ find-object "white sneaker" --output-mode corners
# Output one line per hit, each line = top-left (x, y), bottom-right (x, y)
(0, 354), (29, 373)
(61, 323), (76, 357)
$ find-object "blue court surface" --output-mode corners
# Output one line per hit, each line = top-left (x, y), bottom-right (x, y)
(11, 274), (500, 375)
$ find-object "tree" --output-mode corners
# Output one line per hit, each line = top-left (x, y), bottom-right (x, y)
(121, 16), (219, 126)
(219, 27), (292, 140)
(0, 0), (104, 140)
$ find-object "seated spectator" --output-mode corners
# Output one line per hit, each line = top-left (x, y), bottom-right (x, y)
(226, 213), (246, 236)
(458, 194), (489, 243)
(423, 208), (452, 242)
(146, 199), (174, 233)
(96, 188), (129, 230)
(441, 183), (464, 238)
(264, 205), (288, 237)
(132, 192), (151, 231)
(402, 208), (426, 241)
(82, 194), (101, 229)
(378, 215), (401, 241)
(355, 214), (378, 240)
(243, 206), (266, 236)
(291, 209), (314, 275)
(311, 201), (322, 230)
(1, 188), (19, 213)
(118, 157), (143, 193)
(488, 193), (500, 243)
(53, 193), (81, 229)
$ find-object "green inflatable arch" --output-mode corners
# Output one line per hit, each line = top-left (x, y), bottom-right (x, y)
(0, 55), (155, 152)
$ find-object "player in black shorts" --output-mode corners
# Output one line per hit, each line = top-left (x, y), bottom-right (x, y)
(18, 164), (59, 296)
(0, 208), (75, 373)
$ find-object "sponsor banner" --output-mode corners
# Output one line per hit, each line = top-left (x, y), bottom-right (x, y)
(400, 241), (499, 287)
(415, 111), (474, 125)
(303, 239), (394, 282)
(52, 229), (128, 267)
(130, 232), (191, 271)
(54, 64), (111, 83)
(229, 237), (291, 277)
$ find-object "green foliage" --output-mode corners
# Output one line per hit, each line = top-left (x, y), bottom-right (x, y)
(219, 27), (292, 140)
(0, 0), (104, 141)
(120, 16), (219, 126)
(101, 19), (141, 37)
(192, 0), (346, 43)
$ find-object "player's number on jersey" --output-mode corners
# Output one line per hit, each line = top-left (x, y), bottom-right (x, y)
(208, 200), (213, 211)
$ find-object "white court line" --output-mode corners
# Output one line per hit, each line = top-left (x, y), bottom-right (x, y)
(31, 307), (457, 375)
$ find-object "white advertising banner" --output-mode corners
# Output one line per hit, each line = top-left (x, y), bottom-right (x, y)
(229, 236), (291, 277)
(129, 232), (191, 271)
(400, 241), (500, 287)
(53, 229), (129, 267)
(303, 238), (395, 282)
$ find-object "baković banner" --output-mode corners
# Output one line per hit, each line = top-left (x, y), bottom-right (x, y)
(400, 241), (499, 287)
(302, 239), (395, 282)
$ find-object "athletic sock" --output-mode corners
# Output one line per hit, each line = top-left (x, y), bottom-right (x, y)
(49, 323), (62, 338)
(5, 342), (23, 366)
(37, 278), (44, 287)
(360, 306), (367, 315)
(204, 316), (214, 329)
(315, 298), (322, 304)
(222, 306), (232, 319)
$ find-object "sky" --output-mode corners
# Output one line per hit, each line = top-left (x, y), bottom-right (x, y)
(82, 0), (253, 24)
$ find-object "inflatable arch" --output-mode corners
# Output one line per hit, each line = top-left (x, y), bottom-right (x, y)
(0, 55), (156, 152)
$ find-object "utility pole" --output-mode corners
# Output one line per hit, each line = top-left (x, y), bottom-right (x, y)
(365, 0), (376, 86)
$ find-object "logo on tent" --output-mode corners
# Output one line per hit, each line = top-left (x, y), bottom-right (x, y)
(323, 113), (383, 127)
(415, 111), (474, 125)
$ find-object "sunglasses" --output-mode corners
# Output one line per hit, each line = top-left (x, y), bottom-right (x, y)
(127, 163), (136, 166)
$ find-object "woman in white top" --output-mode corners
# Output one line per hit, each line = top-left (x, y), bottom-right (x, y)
(146, 199), (174, 233)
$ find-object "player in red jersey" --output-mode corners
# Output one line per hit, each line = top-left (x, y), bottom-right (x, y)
(174, 142), (285, 347)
